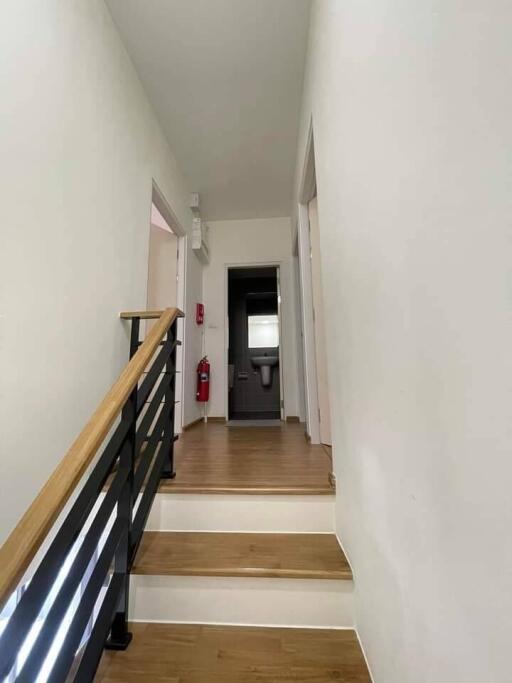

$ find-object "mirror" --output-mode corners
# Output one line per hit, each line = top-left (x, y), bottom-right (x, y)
(248, 314), (279, 349)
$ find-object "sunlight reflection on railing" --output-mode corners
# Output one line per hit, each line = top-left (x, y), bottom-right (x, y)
(0, 505), (116, 682)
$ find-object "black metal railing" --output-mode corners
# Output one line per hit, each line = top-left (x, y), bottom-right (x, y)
(0, 313), (179, 682)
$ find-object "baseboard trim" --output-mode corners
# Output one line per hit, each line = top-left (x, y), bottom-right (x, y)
(322, 444), (333, 461)
(286, 416), (300, 423)
(334, 533), (355, 586)
(206, 416), (227, 423)
(182, 417), (203, 431)
(356, 628), (375, 682)
(130, 618), (356, 631)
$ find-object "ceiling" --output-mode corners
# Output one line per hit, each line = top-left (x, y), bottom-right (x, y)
(106, 0), (311, 221)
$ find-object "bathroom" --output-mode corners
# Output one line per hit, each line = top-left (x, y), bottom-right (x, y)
(227, 267), (281, 422)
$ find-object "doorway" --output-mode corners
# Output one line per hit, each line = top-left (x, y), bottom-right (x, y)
(307, 196), (331, 445)
(297, 122), (332, 445)
(146, 202), (178, 314)
(227, 266), (282, 421)
(147, 182), (187, 433)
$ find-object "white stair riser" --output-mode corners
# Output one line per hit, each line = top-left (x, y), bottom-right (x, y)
(129, 575), (353, 628)
(147, 494), (335, 533)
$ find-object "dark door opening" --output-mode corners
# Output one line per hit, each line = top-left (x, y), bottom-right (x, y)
(228, 267), (281, 420)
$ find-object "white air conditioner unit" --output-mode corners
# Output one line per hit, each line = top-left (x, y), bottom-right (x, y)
(189, 193), (200, 213)
(192, 217), (210, 264)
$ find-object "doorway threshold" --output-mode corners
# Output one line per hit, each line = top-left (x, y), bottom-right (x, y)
(226, 419), (282, 427)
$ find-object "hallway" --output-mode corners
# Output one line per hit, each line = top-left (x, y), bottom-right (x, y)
(163, 422), (334, 495)
(2, 0), (511, 680)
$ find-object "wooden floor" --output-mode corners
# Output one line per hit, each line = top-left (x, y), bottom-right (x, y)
(161, 422), (334, 494)
(95, 623), (371, 682)
(133, 532), (353, 580)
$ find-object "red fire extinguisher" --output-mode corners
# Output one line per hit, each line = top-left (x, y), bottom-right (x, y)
(196, 356), (210, 402)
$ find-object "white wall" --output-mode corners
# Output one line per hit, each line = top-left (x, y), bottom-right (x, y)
(0, 0), (203, 543)
(295, 1), (512, 681)
(203, 218), (300, 419)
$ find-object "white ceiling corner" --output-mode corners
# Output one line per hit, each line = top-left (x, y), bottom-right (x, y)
(106, 0), (311, 220)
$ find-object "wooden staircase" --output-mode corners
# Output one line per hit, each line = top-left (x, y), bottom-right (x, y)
(0, 311), (370, 681)
(96, 423), (371, 680)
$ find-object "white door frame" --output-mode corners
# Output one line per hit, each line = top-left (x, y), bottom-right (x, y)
(296, 121), (321, 443)
(292, 234), (307, 423)
(275, 265), (285, 420)
(224, 262), (284, 421)
(151, 180), (187, 434)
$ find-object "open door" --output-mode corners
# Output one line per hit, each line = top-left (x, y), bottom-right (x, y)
(276, 265), (285, 420)
(146, 203), (178, 315)
(307, 196), (332, 445)
(146, 185), (186, 433)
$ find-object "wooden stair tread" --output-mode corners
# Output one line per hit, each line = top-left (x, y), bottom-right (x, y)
(96, 623), (371, 682)
(158, 482), (335, 495)
(132, 532), (352, 580)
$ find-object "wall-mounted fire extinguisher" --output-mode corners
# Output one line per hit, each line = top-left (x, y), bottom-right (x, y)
(196, 356), (210, 402)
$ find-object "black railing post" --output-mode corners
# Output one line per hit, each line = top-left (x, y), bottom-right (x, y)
(127, 316), (141, 361)
(105, 316), (140, 651)
(161, 319), (177, 479)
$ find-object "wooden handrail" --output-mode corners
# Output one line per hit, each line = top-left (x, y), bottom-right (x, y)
(0, 307), (183, 610)
(120, 310), (167, 320)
